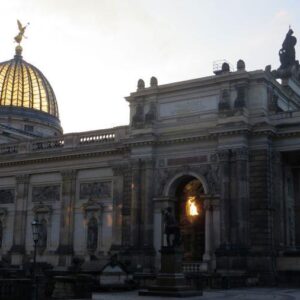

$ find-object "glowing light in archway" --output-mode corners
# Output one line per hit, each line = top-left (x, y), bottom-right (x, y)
(186, 196), (199, 216)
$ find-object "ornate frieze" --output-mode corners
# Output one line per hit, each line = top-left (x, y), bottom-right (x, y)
(0, 189), (15, 204)
(167, 155), (207, 166)
(32, 185), (60, 202)
(79, 181), (112, 200)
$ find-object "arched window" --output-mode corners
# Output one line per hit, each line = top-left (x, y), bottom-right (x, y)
(0, 221), (3, 248)
(38, 219), (48, 249)
(87, 218), (98, 251)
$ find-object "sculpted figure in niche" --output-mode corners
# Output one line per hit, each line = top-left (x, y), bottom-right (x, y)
(219, 89), (230, 111)
(145, 102), (156, 123)
(162, 207), (181, 247)
(87, 217), (98, 251)
(38, 219), (48, 249)
(234, 86), (246, 108)
(132, 104), (144, 127)
(279, 28), (297, 69)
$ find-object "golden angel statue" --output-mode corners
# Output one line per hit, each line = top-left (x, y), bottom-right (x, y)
(14, 20), (29, 45)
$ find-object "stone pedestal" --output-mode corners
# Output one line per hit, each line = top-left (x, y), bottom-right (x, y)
(51, 276), (75, 299)
(139, 247), (202, 297)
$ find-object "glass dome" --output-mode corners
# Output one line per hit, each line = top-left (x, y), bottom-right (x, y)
(0, 46), (62, 137)
(0, 47), (59, 118)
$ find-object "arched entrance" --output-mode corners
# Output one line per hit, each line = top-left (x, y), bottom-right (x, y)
(175, 177), (205, 261)
(165, 174), (208, 262)
(153, 172), (220, 271)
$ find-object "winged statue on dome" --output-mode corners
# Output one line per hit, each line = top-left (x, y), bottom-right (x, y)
(14, 20), (30, 45)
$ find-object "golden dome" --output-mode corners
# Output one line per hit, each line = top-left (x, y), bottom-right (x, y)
(0, 48), (59, 118)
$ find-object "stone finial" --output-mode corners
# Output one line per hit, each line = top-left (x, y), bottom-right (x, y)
(265, 65), (271, 73)
(221, 62), (230, 72)
(137, 79), (145, 90)
(237, 59), (245, 71)
(150, 76), (158, 87)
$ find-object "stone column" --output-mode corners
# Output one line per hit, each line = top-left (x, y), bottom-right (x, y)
(11, 174), (29, 265)
(111, 165), (125, 247)
(143, 159), (155, 248)
(56, 170), (76, 266)
(203, 199), (213, 262)
(217, 149), (231, 245)
(130, 159), (142, 248)
(234, 147), (249, 246)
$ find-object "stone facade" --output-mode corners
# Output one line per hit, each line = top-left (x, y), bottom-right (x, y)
(1, 57), (300, 281)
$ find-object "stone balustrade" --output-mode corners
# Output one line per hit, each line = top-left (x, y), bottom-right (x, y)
(182, 262), (203, 273)
(0, 126), (128, 156)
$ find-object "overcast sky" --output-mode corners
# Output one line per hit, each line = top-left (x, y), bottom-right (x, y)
(0, 0), (298, 133)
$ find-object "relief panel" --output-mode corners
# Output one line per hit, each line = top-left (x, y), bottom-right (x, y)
(79, 181), (112, 199)
(0, 189), (15, 204)
(32, 185), (60, 202)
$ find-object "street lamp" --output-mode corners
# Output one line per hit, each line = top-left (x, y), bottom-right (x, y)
(31, 219), (42, 300)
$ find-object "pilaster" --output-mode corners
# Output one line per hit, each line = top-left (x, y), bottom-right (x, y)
(11, 174), (29, 265)
(217, 149), (231, 245)
(56, 169), (76, 266)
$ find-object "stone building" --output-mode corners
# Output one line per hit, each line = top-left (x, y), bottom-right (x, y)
(0, 29), (300, 281)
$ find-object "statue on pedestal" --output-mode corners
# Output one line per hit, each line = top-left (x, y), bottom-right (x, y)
(162, 207), (181, 247)
(279, 28), (297, 69)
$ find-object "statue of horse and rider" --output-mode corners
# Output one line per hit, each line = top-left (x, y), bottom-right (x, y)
(162, 207), (181, 248)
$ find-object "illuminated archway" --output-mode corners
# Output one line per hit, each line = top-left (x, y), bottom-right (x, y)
(165, 174), (207, 262)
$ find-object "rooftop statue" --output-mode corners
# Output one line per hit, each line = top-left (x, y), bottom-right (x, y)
(14, 20), (29, 45)
(279, 27), (297, 69)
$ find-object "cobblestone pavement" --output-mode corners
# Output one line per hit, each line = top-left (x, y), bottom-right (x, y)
(92, 288), (300, 300)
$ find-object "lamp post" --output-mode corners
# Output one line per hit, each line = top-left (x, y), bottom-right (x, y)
(31, 219), (42, 300)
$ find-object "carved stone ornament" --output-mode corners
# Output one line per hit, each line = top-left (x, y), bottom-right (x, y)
(32, 204), (52, 223)
(0, 208), (8, 228)
(0, 188), (15, 204)
(82, 198), (103, 221)
(150, 76), (158, 87)
(217, 149), (230, 162)
(137, 78), (145, 90)
(112, 164), (128, 176)
(156, 164), (221, 196)
(80, 181), (112, 200)
(267, 87), (279, 112)
(233, 147), (249, 160)
(219, 89), (231, 111)
(16, 174), (30, 184)
(32, 185), (60, 202)
(234, 85), (246, 108)
(132, 103), (145, 128)
(61, 170), (77, 180)
(145, 102), (156, 124)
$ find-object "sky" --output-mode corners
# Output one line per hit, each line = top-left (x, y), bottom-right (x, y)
(0, 0), (298, 133)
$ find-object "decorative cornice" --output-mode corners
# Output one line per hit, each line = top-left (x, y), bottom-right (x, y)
(0, 148), (128, 167)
